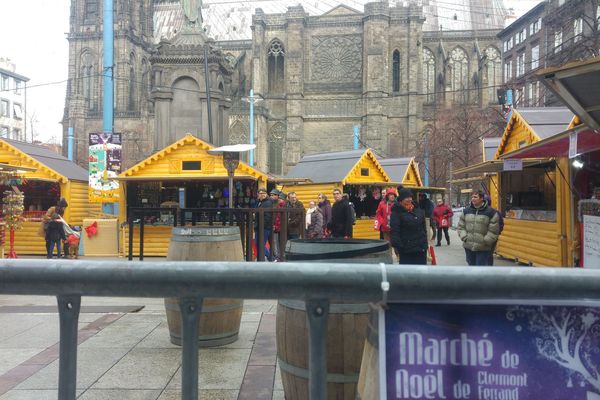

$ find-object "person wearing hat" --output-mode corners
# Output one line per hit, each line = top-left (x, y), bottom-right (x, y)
(390, 189), (428, 265)
(375, 188), (397, 245)
(270, 189), (286, 261)
(254, 188), (273, 261)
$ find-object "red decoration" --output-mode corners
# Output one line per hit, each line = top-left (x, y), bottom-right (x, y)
(7, 228), (17, 259)
(429, 245), (437, 266)
(85, 221), (98, 238)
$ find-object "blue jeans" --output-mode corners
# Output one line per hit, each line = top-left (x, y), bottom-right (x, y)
(47, 239), (61, 259)
(465, 249), (492, 266)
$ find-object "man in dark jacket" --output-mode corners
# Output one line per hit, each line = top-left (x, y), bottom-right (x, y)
(286, 191), (305, 240)
(254, 188), (273, 260)
(458, 190), (500, 266)
(391, 189), (429, 264)
(418, 193), (436, 240)
(46, 213), (66, 259)
(328, 189), (353, 238)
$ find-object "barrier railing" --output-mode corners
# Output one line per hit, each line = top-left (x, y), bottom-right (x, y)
(127, 207), (306, 261)
(1, 260), (600, 399)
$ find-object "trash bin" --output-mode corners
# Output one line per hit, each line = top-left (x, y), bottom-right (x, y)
(277, 239), (392, 400)
(165, 226), (244, 347)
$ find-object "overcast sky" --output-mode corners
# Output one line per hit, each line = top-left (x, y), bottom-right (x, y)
(0, 0), (541, 143)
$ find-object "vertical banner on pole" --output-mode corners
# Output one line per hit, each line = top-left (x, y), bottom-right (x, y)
(89, 132), (121, 203)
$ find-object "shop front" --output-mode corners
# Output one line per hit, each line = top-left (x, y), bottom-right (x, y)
(454, 108), (577, 266)
(283, 149), (393, 239)
(117, 134), (267, 257)
(0, 139), (102, 255)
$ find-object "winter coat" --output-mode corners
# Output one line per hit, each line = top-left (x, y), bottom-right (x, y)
(328, 197), (353, 238)
(457, 201), (500, 251)
(254, 197), (274, 230)
(286, 200), (305, 236)
(375, 200), (394, 233)
(418, 198), (434, 217)
(390, 203), (428, 255)
(37, 205), (65, 237)
(306, 208), (324, 239)
(45, 219), (66, 242)
(318, 199), (332, 226)
(432, 204), (454, 227)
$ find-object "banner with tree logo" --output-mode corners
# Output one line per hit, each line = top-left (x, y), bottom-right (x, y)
(88, 132), (121, 203)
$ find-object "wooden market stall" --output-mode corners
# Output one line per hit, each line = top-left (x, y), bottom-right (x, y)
(283, 149), (392, 239)
(455, 108), (578, 267)
(117, 134), (268, 257)
(378, 157), (423, 188)
(0, 138), (102, 255)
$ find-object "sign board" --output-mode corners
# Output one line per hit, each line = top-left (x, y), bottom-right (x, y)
(583, 214), (600, 268)
(381, 303), (600, 400)
(569, 131), (579, 159)
(503, 159), (523, 171)
(88, 132), (121, 203)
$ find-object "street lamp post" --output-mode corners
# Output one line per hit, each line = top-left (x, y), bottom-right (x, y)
(243, 90), (264, 167)
(208, 144), (256, 209)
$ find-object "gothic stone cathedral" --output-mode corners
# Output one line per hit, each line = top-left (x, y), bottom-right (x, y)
(63, 0), (505, 174)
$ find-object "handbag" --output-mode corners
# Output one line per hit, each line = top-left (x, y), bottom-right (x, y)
(373, 219), (380, 231)
(440, 218), (449, 228)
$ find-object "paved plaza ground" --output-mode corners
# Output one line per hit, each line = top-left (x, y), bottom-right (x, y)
(0, 230), (518, 399)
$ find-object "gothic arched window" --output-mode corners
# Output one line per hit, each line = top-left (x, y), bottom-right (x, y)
(484, 47), (501, 104)
(392, 50), (401, 93)
(229, 120), (249, 162)
(449, 47), (469, 103)
(268, 123), (286, 175)
(423, 48), (436, 103)
(85, 0), (98, 21)
(128, 53), (136, 111)
(80, 50), (96, 111)
(268, 40), (285, 95)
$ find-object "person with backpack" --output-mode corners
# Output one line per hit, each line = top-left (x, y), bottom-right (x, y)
(328, 188), (353, 238)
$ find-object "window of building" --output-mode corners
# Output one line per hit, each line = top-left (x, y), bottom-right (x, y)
(182, 161), (201, 171)
(504, 60), (512, 81)
(423, 48), (436, 103)
(449, 47), (469, 103)
(392, 50), (401, 93)
(531, 45), (540, 70)
(12, 128), (21, 141)
(267, 40), (285, 95)
(13, 103), (22, 120)
(528, 81), (539, 106)
(268, 123), (285, 175)
(80, 50), (97, 111)
(0, 126), (8, 138)
(14, 79), (22, 95)
(228, 120), (249, 162)
(574, 18), (583, 42)
(0, 75), (8, 91)
(85, 0), (99, 21)
(554, 30), (563, 52)
(128, 53), (136, 111)
(0, 99), (8, 117)
(515, 87), (524, 107)
(517, 53), (525, 76)
(516, 29), (525, 45)
(532, 19), (541, 34)
(485, 47), (501, 102)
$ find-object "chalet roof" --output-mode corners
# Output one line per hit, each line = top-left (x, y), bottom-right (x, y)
(379, 157), (412, 182)
(516, 108), (574, 139)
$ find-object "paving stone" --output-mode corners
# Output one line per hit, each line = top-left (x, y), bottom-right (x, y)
(0, 349), (44, 376)
(272, 390), (286, 400)
(157, 389), (239, 400)
(220, 321), (259, 350)
(92, 348), (181, 390)
(78, 389), (162, 399)
(0, 317), (59, 349)
(238, 365), (275, 400)
(0, 389), (83, 399)
(79, 321), (160, 349)
(15, 347), (131, 390)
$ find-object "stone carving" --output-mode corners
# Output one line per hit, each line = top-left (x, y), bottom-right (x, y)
(311, 35), (362, 82)
(181, 0), (203, 26)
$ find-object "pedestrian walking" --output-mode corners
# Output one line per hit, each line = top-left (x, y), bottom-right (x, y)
(286, 192), (305, 240)
(328, 188), (353, 238)
(270, 189), (286, 261)
(375, 188), (397, 244)
(45, 213), (66, 259)
(306, 201), (324, 239)
(457, 190), (500, 266)
(433, 198), (453, 246)
(418, 193), (436, 240)
(390, 189), (428, 265)
(317, 193), (332, 232)
(254, 188), (273, 261)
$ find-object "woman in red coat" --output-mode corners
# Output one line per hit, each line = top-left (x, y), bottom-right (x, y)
(375, 188), (397, 244)
(432, 198), (454, 246)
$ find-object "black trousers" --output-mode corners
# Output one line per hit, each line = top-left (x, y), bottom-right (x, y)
(437, 227), (450, 244)
(399, 251), (427, 265)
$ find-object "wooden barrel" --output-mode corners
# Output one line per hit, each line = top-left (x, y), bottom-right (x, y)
(165, 226), (244, 347)
(277, 239), (392, 400)
(356, 305), (380, 400)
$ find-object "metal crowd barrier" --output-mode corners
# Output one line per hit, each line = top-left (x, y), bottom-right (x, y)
(1, 260), (600, 400)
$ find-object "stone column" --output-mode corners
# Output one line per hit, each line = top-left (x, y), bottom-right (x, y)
(152, 89), (173, 151)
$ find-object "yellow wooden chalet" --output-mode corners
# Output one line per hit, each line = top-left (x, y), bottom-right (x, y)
(0, 138), (102, 255)
(282, 149), (391, 239)
(378, 157), (423, 188)
(117, 134), (267, 256)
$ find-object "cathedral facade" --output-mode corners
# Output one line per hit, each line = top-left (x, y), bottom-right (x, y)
(63, 0), (505, 174)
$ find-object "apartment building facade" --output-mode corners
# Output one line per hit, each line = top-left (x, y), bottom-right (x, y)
(0, 58), (28, 141)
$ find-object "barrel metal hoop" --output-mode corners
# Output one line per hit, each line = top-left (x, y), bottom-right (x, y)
(285, 244), (390, 261)
(165, 302), (242, 313)
(279, 299), (370, 314)
(170, 331), (239, 347)
(277, 357), (360, 383)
